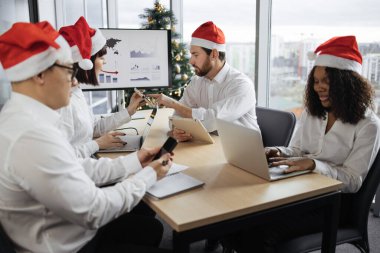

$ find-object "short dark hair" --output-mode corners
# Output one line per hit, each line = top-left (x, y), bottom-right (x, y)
(304, 66), (374, 124)
(201, 47), (226, 62)
(74, 46), (107, 86)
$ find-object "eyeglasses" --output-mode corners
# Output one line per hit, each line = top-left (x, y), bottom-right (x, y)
(53, 63), (78, 82)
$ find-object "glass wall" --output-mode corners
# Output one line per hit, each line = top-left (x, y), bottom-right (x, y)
(182, 0), (256, 83)
(117, 0), (170, 28)
(52, 0), (112, 114)
(0, 0), (30, 110)
(270, 0), (380, 117)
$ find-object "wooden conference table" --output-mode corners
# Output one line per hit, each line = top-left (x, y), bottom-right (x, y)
(100, 108), (343, 253)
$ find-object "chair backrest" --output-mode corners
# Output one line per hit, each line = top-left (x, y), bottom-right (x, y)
(0, 223), (16, 253)
(256, 106), (296, 147)
(343, 149), (380, 230)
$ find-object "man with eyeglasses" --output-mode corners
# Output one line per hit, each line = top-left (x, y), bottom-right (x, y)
(0, 21), (172, 253)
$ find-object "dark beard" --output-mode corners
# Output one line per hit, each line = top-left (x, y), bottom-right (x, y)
(194, 59), (212, 77)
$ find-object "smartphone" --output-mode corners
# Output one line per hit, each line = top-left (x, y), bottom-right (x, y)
(153, 137), (178, 160)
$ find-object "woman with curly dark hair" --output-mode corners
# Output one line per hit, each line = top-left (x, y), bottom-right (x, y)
(266, 36), (380, 194)
(223, 36), (380, 253)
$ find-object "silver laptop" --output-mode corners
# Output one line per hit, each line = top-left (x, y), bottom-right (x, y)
(216, 118), (310, 181)
(97, 107), (157, 153)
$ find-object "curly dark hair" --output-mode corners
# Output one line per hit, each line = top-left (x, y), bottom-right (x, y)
(74, 45), (107, 86)
(304, 66), (374, 124)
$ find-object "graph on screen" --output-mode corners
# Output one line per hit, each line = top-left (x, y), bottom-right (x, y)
(81, 29), (171, 90)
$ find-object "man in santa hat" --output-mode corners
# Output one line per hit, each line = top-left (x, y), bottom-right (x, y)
(223, 35), (380, 252)
(149, 21), (259, 142)
(0, 21), (171, 253)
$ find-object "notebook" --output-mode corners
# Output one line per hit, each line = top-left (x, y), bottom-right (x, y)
(216, 118), (310, 181)
(97, 107), (157, 153)
(169, 117), (214, 144)
(146, 172), (205, 199)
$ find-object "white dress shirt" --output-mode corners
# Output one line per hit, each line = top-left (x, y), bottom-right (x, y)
(58, 85), (132, 158)
(178, 63), (258, 132)
(0, 92), (157, 253)
(278, 110), (380, 193)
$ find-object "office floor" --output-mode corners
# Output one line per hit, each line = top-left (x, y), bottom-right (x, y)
(159, 212), (380, 252)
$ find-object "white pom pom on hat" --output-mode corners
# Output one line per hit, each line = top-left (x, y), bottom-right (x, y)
(309, 35), (363, 74)
(78, 59), (93, 70)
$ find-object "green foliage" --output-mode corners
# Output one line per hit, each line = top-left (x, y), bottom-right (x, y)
(125, 0), (193, 107)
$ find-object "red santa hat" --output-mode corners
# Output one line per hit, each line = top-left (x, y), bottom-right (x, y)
(308, 35), (362, 74)
(90, 27), (106, 56)
(190, 21), (226, 52)
(59, 16), (95, 70)
(0, 21), (72, 82)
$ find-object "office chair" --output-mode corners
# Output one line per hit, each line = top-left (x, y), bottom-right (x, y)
(256, 106), (296, 147)
(0, 223), (16, 253)
(372, 186), (380, 217)
(276, 150), (380, 253)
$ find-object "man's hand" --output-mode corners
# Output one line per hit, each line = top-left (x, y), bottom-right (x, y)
(269, 157), (316, 173)
(170, 127), (192, 142)
(147, 93), (177, 108)
(137, 147), (161, 167)
(148, 153), (172, 180)
(137, 147), (173, 180)
(95, 132), (126, 149)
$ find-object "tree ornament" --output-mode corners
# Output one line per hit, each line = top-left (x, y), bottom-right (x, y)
(172, 40), (179, 48)
(181, 74), (188, 81)
(137, 0), (193, 103)
(175, 64), (181, 73)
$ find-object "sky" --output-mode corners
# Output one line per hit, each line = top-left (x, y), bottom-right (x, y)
(118, 0), (380, 43)
(183, 0), (380, 43)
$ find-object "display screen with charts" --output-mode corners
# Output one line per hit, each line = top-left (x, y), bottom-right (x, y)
(169, 117), (214, 144)
(81, 29), (171, 90)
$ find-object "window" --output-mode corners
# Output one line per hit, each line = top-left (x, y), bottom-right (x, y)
(117, 0), (170, 28)
(52, 0), (113, 114)
(0, 0), (29, 34)
(182, 0), (256, 83)
(0, 0), (30, 110)
(270, 0), (380, 117)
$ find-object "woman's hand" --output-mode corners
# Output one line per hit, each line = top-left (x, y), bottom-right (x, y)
(269, 157), (316, 173)
(265, 147), (281, 159)
(127, 92), (145, 116)
(95, 132), (126, 149)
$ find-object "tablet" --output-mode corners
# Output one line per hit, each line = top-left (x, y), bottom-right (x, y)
(170, 117), (215, 144)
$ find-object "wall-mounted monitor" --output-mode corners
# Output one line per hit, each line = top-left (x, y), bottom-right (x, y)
(81, 28), (171, 91)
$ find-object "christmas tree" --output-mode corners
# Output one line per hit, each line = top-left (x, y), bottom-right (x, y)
(137, 0), (193, 100)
